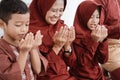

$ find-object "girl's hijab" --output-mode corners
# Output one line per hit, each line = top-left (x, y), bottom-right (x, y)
(74, 0), (101, 38)
(29, 0), (67, 53)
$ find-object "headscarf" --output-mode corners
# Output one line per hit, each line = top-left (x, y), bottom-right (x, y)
(29, 0), (67, 53)
(74, 0), (101, 38)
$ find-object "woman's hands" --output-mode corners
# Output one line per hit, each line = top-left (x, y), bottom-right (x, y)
(52, 26), (68, 55)
(64, 26), (75, 51)
(52, 26), (75, 55)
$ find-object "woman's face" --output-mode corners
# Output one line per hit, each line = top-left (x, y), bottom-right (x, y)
(87, 9), (100, 31)
(45, 0), (64, 25)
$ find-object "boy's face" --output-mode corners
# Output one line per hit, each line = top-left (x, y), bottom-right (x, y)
(3, 13), (30, 41)
(87, 9), (100, 31)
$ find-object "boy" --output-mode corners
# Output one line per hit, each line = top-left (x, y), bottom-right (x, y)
(0, 0), (47, 80)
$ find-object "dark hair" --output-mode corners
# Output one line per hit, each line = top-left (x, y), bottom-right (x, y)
(0, 0), (29, 24)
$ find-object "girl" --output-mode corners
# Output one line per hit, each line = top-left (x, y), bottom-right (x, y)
(67, 1), (108, 80)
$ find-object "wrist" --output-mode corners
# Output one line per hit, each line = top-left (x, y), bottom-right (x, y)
(52, 45), (62, 55)
(64, 47), (72, 53)
(30, 47), (39, 54)
(64, 45), (71, 50)
(64, 48), (72, 57)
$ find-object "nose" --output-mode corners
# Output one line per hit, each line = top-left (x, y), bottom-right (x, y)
(92, 17), (96, 22)
(55, 11), (62, 18)
(92, 17), (99, 24)
(21, 25), (28, 33)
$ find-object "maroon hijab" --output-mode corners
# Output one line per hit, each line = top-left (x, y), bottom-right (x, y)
(29, 0), (67, 53)
(74, 0), (101, 38)
(29, 0), (66, 27)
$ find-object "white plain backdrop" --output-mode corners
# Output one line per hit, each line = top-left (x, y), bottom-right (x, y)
(61, 0), (84, 27)
(0, 0), (84, 37)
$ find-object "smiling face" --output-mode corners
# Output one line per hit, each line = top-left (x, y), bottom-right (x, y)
(87, 8), (100, 31)
(3, 13), (30, 42)
(45, 0), (64, 25)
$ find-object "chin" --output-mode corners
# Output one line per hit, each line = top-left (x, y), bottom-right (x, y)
(50, 23), (56, 25)
(18, 36), (24, 41)
(90, 29), (94, 31)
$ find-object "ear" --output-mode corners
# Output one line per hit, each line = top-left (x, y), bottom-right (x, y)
(0, 19), (6, 29)
(0, 19), (3, 28)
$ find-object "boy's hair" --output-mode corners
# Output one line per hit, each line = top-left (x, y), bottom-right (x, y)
(0, 0), (29, 24)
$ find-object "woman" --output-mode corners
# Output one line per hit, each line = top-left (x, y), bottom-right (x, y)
(29, 0), (76, 80)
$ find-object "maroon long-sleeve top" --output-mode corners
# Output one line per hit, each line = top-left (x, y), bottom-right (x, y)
(29, 0), (76, 80)
(64, 1), (108, 80)
(0, 39), (47, 80)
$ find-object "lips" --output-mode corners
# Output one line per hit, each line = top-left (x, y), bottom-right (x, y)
(51, 19), (58, 22)
(18, 34), (25, 39)
(51, 17), (59, 21)
(91, 24), (97, 28)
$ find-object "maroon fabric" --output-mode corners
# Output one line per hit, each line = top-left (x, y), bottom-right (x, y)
(29, 0), (76, 80)
(110, 68), (120, 80)
(0, 39), (32, 80)
(68, 1), (108, 80)
(94, 0), (120, 79)
(0, 38), (48, 80)
(29, 0), (66, 27)
(39, 52), (48, 75)
(29, 0), (67, 51)
(73, 0), (101, 38)
(95, 0), (120, 39)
